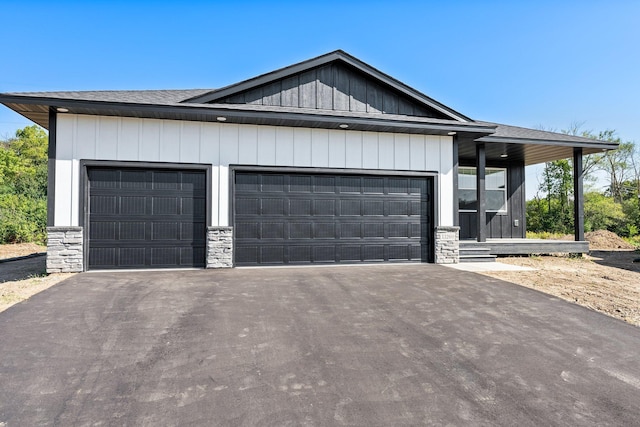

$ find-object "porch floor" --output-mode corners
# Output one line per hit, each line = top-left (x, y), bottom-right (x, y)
(460, 239), (589, 256)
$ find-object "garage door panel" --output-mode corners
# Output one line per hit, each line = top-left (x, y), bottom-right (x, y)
(262, 222), (285, 239)
(237, 198), (260, 215)
(261, 246), (284, 263)
(89, 170), (119, 188)
(236, 173), (260, 191)
(262, 199), (285, 215)
(314, 200), (335, 215)
(151, 247), (179, 265)
(88, 167), (206, 269)
(236, 246), (258, 264)
(119, 248), (146, 266)
(363, 200), (384, 216)
(121, 170), (147, 189)
(89, 247), (117, 266)
(289, 246), (312, 262)
(364, 223), (384, 238)
(341, 223), (362, 238)
(314, 176), (336, 193)
(237, 222), (259, 239)
(341, 245), (362, 261)
(290, 175), (312, 192)
(363, 245), (384, 261)
(290, 223), (312, 239)
(234, 171), (433, 266)
(152, 197), (179, 215)
(182, 172), (206, 190)
(153, 171), (180, 190)
(341, 200), (361, 215)
(290, 199), (312, 216)
(340, 176), (361, 193)
(363, 177), (384, 193)
(262, 175), (285, 192)
(90, 196), (118, 214)
(388, 178), (409, 193)
(120, 222), (146, 240)
(120, 196), (146, 215)
(90, 222), (116, 240)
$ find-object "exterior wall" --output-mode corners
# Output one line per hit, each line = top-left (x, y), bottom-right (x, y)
(459, 160), (526, 240)
(54, 114), (455, 229)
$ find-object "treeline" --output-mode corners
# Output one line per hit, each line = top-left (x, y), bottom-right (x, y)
(527, 129), (640, 240)
(0, 126), (48, 243)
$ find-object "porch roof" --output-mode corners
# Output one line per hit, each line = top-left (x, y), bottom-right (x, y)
(458, 122), (618, 166)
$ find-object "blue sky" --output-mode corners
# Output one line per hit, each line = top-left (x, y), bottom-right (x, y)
(1, 1), (638, 198)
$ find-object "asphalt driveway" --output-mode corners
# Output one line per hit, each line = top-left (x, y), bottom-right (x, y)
(1, 264), (639, 426)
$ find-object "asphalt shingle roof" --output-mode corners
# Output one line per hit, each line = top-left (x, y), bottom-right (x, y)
(0, 90), (617, 149)
(476, 121), (607, 145)
(2, 89), (213, 105)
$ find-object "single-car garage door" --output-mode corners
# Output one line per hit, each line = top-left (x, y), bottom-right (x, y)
(234, 171), (433, 266)
(87, 167), (206, 269)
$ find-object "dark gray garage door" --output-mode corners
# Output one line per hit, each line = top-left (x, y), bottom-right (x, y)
(87, 167), (206, 269)
(234, 171), (433, 266)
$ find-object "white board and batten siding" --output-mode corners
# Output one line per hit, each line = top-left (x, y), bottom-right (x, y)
(55, 115), (454, 227)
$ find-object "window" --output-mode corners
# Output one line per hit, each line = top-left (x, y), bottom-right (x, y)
(458, 167), (507, 212)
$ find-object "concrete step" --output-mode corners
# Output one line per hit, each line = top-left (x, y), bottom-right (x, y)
(459, 245), (496, 263)
(459, 247), (493, 256)
(459, 254), (497, 263)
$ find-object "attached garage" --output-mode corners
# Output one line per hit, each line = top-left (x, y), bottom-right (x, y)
(234, 170), (434, 266)
(86, 166), (207, 270)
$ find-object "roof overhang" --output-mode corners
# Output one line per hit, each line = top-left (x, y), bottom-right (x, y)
(458, 135), (618, 165)
(0, 94), (495, 137)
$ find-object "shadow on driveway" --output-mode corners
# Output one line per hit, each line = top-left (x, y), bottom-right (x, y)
(1, 264), (639, 425)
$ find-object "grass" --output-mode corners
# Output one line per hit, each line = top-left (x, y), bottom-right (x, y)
(526, 231), (569, 240)
(623, 235), (640, 249)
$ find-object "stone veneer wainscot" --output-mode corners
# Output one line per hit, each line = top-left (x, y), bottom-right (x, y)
(46, 226), (84, 273)
(434, 226), (460, 264)
(207, 226), (233, 268)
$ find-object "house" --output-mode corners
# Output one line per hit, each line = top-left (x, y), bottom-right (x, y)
(0, 51), (618, 272)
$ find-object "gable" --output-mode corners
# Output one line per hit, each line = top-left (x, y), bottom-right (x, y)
(183, 51), (469, 121)
(214, 62), (451, 119)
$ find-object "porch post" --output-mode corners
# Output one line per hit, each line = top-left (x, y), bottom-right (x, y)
(573, 147), (585, 241)
(476, 142), (487, 242)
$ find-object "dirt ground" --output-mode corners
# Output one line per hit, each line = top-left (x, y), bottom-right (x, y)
(0, 244), (75, 313)
(483, 249), (640, 328)
(1, 242), (639, 326)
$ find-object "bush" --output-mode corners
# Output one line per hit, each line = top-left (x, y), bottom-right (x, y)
(583, 192), (628, 235)
(0, 194), (47, 244)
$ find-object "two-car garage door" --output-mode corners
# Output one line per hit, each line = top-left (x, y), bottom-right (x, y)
(234, 171), (433, 266)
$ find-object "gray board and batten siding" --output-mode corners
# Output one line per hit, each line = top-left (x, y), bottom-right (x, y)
(217, 62), (450, 120)
(459, 160), (526, 240)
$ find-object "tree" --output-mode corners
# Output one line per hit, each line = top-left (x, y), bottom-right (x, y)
(529, 124), (639, 239)
(0, 125), (48, 243)
(530, 159), (574, 234)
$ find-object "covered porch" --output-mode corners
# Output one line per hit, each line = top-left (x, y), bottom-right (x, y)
(454, 123), (618, 261)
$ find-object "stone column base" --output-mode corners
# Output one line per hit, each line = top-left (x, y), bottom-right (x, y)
(47, 226), (84, 273)
(207, 226), (233, 268)
(434, 226), (460, 264)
